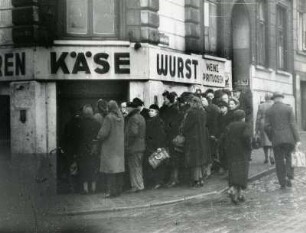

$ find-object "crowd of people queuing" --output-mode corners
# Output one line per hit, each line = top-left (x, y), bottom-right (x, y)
(61, 87), (254, 203)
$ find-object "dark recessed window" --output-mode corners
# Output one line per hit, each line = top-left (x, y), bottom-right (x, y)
(257, 0), (267, 66)
(277, 6), (287, 70)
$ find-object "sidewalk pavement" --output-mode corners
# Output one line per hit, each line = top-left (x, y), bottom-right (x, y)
(5, 132), (306, 219)
(39, 148), (275, 216)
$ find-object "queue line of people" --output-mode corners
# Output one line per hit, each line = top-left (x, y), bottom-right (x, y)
(62, 88), (254, 203)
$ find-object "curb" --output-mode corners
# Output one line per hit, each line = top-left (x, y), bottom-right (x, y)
(50, 166), (276, 216)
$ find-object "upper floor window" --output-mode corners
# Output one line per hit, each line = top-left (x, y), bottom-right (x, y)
(298, 0), (306, 52)
(203, 0), (218, 54)
(65, 0), (118, 37)
(257, 0), (267, 66)
(277, 6), (287, 70)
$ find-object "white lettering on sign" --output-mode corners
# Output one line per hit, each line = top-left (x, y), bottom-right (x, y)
(202, 60), (226, 87)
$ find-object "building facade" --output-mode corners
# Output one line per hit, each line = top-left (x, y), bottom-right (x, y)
(0, 0), (295, 193)
(293, 0), (306, 130)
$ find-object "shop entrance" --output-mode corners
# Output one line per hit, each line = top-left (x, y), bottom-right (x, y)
(231, 1), (251, 88)
(0, 95), (11, 160)
(57, 81), (128, 193)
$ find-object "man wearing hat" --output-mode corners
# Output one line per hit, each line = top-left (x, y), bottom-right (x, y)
(132, 97), (150, 120)
(125, 101), (146, 192)
(265, 92), (301, 189)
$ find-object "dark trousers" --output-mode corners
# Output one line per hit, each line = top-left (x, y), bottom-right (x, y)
(105, 173), (123, 197)
(273, 143), (294, 186)
(218, 137), (228, 170)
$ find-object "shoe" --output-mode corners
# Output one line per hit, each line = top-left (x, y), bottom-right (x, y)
(238, 195), (245, 202)
(280, 185), (286, 190)
(269, 156), (275, 165)
(230, 192), (239, 205)
(167, 181), (179, 188)
(286, 179), (292, 187)
(153, 184), (162, 190)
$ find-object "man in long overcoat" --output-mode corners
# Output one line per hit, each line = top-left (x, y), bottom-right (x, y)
(125, 102), (146, 192)
(265, 92), (301, 189)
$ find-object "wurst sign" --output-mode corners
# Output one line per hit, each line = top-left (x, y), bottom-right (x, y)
(0, 46), (230, 88)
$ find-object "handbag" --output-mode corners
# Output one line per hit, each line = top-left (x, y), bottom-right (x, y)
(172, 135), (185, 152)
(252, 135), (261, 149)
(291, 149), (306, 168)
(148, 148), (170, 169)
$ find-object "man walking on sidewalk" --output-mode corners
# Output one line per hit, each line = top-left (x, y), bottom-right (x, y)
(265, 92), (301, 189)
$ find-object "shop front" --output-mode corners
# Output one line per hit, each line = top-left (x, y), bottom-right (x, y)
(0, 42), (231, 194)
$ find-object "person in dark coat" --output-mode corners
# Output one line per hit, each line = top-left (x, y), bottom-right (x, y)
(227, 97), (240, 124)
(160, 91), (184, 187)
(144, 104), (167, 189)
(216, 100), (231, 174)
(78, 104), (101, 194)
(225, 110), (252, 204)
(97, 100), (125, 197)
(265, 92), (301, 189)
(94, 99), (108, 127)
(132, 97), (150, 120)
(256, 93), (274, 164)
(125, 101), (146, 192)
(182, 96), (211, 187)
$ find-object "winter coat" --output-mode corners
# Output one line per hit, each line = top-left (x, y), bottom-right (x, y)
(145, 116), (167, 154)
(216, 112), (231, 139)
(205, 103), (220, 137)
(97, 112), (125, 174)
(265, 102), (300, 147)
(160, 104), (183, 143)
(256, 101), (273, 147)
(78, 116), (101, 181)
(125, 109), (146, 154)
(94, 113), (106, 127)
(182, 108), (211, 168)
(140, 108), (150, 120)
(225, 121), (252, 189)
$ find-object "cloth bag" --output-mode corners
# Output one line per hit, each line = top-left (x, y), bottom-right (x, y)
(148, 148), (170, 169)
(291, 149), (306, 167)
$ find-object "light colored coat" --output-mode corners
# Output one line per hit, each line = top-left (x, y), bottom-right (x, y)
(256, 100), (273, 146)
(97, 112), (125, 174)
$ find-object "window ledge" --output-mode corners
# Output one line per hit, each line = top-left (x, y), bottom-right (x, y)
(53, 40), (131, 47)
(255, 65), (273, 73)
(296, 50), (306, 57)
(276, 70), (291, 77)
(203, 54), (227, 62)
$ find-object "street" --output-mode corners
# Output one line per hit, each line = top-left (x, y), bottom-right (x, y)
(31, 168), (306, 233)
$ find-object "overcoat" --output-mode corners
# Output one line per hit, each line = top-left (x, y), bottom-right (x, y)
(145, 116), (167, 154)
(97, 112), (125, 174)
(125, 109), (146, 154)
(78, 117), (101, 181)
(256, 101), (273, 146)
(225, 121), (252, 189)
(182, 108), (211, 167)
(264, 102), (300, 147)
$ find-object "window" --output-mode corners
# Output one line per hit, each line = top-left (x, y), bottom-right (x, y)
(203, 1), (218, 54)
(257, 1), (267, 66)
(65, 0), (118, 37)
(277, 6), (287, 70)
(298, 12), (306, 51)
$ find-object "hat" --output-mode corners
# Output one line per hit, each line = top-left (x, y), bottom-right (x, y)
(234, 109), (246, 121)
(217, 100), (228, 108)
(149, 104), (159, 111)
(272, 92), (284, 100)
(126, 101), (137, 108)
(132, 97), (144, 107)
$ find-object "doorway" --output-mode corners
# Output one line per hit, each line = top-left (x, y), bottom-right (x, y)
(0, 95), (11, 160)
(232, 1), (251, 88)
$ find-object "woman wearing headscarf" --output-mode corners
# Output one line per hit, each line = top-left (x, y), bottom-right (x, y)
(78, 104), (101, 194)
(227, 97), (240, 124)
(97, 100), (125, 197)
(225, 110), (252, 204)
(94, 99), (108, 127)
(182, 96), (211, 187)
